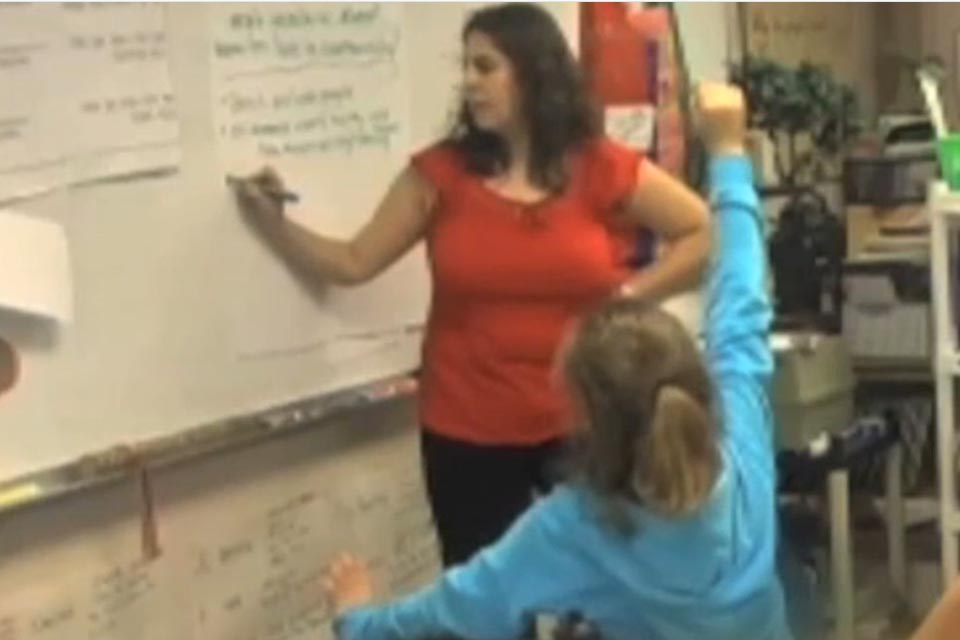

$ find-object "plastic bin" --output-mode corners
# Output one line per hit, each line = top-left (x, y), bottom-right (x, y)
(773, 336), (855, 451)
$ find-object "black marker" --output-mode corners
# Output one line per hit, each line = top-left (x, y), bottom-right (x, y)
(225, 175), (300, 204)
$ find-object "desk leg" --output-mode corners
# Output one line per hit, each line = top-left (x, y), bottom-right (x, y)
(885, 444), (907, 599)
(829, 469), (855, 640)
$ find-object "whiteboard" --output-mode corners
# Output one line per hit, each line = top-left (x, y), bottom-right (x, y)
(0, 3), (578, 480)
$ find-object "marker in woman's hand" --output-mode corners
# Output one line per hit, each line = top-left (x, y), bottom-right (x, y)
(225, 175), (300, 204)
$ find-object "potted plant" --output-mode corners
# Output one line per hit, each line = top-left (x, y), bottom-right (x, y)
(732, 57), (861, 188)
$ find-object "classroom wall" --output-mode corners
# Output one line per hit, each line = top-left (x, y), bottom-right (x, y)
(875, 3), (924, 114)
(920, 4), (960, 124)
(810, 0), (960, 138)
(874, 3), (960, 122)
(674, 2), (736, 84)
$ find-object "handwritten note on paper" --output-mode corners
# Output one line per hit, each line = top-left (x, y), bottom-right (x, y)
(187, 454), (440, 640)
(0, 559), (189, 639)
(0, 4), (67, 202)
(335, 455), (441, 596)
(0, 437), (439, 640)
(380, 465), (441, 595)
(78, 558), (191, 640)
(0, 209), (73, 322)
(0, 585), (82, 640)
(56, 3), (180, 183)
(190, 490), (356, 640)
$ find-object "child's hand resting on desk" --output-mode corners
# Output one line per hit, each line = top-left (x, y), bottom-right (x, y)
(695, 82), (747, 157)
(325, 553), (374, 615)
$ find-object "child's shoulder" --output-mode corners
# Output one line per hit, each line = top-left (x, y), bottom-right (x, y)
(534, 484), (592, 528)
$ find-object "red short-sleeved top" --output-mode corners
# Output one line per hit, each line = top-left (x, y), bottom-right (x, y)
(412, 138), (643, 445)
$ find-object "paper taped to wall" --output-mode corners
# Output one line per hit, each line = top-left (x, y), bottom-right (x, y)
(0, 209), (73, 322)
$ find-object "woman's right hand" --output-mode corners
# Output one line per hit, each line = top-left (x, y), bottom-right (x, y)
(231, 166), (288, 235)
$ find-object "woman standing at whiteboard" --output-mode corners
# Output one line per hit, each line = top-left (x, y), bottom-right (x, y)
(234, 3), (710, 567)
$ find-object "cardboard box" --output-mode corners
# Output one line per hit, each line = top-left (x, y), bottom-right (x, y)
(845, 204), (928, 258)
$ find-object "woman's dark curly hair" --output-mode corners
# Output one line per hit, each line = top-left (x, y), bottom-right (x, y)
(449, 3), (601, 193)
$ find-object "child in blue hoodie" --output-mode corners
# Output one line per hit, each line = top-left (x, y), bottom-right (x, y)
(325, 83), (789, 640)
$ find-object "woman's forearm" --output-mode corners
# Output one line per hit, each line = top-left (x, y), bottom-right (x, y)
(236, 166), (433, 288)
(620, 225), (710, 302)
(261, 218), (365, 286)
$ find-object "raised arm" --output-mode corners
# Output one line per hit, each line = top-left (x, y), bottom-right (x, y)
(700, 85), (772, 386)
(232, 165), (435, 286)
(696, 84), (775, 470)
(703, 158), (771, 382)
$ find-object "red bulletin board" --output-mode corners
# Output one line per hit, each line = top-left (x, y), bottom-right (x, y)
(580, 2), (654, 105)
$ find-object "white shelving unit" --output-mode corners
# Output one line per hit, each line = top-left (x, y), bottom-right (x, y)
(930, 182), (960, 590)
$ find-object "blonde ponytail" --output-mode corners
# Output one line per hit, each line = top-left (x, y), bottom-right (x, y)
(633, 385), (721, 517)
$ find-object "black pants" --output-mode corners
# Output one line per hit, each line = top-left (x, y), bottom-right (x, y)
(421, 429), (567, 567)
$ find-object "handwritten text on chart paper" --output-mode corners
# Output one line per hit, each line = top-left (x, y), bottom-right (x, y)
(212, 4), (405, 161)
